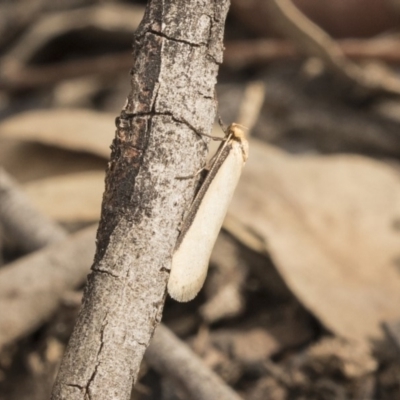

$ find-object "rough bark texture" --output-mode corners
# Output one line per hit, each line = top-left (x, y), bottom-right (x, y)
(51, 1), (230, 399)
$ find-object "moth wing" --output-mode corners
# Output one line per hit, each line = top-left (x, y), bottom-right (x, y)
(168, 142), (245, 302)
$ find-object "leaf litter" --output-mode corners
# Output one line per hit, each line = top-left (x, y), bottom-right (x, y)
(3, 105), (400, 398)
(2, 1), (400, 397)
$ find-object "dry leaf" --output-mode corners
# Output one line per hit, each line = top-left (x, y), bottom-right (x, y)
(23, 171), (104, 223)
(0, 109), (114, 158)
(211, 328), (280, 365)
(304, 337), (377, 378)
(0, 138), (106, 183)
(201, 233), (247, 323)
(228, 139), (400, 343)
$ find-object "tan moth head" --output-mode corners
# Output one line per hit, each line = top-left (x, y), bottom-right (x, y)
(227, 123), (249, 163)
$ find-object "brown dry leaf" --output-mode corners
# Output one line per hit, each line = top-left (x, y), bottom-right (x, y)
(303, 337), (377, 378)
(0, 138), (106, 183)
(211, 328), (280, 365)
(228, 139), (400, 343)
(23, 171), (104, 223)
(0, 109), (114, 159)
(201, 233), (247, 323)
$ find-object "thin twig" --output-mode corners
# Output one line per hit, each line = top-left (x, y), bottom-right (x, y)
(0, 168), (66, 253)
(0, 225), (97, 350)
(267, 0), (400, 96)
(4, 37), (400, 90)
(0, 52), (133, 90)
(146, 324), (243, 400)
(224, 37), (400, 70)
(0, 143), (242, 399)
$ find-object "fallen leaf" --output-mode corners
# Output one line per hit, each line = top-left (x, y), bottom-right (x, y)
(0, 109), (114, 158)
(228, 139), (400, 342)
(0, 138), (106, 183)
(23, 171), (104, 223)
(304, 337), (377, 378)
(201, 233), (247, 323)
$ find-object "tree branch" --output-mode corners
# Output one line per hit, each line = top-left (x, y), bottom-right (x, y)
(51, 1), (230, 399)
(0, 225), (96, 350)
(0, 168), (65, 253)
(146, 324), (243, 400)
(0, 176), (240, 400)
(267, 0), (400, 97)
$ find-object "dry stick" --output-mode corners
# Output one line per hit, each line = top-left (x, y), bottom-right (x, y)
(0, 0), (47, 49)
(0, 51), (134, 90)
(0, 167), (93, 349)
(51, 1), (230, 399)
(0, 225), (97, 350)
(0, 3), (143, 71)
(4, 37), (400, 90)
(146, 324), (242, 400)
(0, 236), (243, 400)
(0, 184), (241, 400)
(267, 0), (400, 96)
(224, 38), (400, 70)
(0, 168), (66, 253)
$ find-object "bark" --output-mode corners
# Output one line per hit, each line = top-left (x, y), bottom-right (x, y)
(51, 1), (230, 399)
(0, 162), (240, 399)
(0, 223), (241, 399)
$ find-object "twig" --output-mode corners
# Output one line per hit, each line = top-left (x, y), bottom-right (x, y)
(0, 3), (143, 68)
(0, 0), (47, 50)
(0, 215), (242, 399)
(223, 37), (400, 70)
(0, 168), (66, 253)
(0, 225), (96, 350)
(5, 36), (400, 90)
(146, 324), (243, 400)
(235, 80), (265, 133)
(267, 0), (400, 96)
(0, 4), (144, 90)
(51, 1), (230, 399)
(0, 52), (133, 90)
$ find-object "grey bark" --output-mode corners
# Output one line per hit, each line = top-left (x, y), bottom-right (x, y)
(0, 222), (241, 399)
(0, 159), (240, 399)
(51, 1), (230, 399)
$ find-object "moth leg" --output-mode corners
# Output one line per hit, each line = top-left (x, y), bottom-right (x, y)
(198, 132), (225, 141)
(176, 166), (208, 180)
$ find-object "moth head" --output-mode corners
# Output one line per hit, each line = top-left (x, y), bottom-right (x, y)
(227, 123), (249, 163)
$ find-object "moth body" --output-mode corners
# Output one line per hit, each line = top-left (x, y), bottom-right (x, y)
(168, 124), (248, 302)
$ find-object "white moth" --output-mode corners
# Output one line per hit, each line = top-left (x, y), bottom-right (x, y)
(168, 123), (249, 302)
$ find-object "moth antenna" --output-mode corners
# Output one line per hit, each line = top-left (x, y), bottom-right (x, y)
(217, 115), (227, 133)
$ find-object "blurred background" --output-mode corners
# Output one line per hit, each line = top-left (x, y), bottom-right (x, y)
(2, 0), (400, 399)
